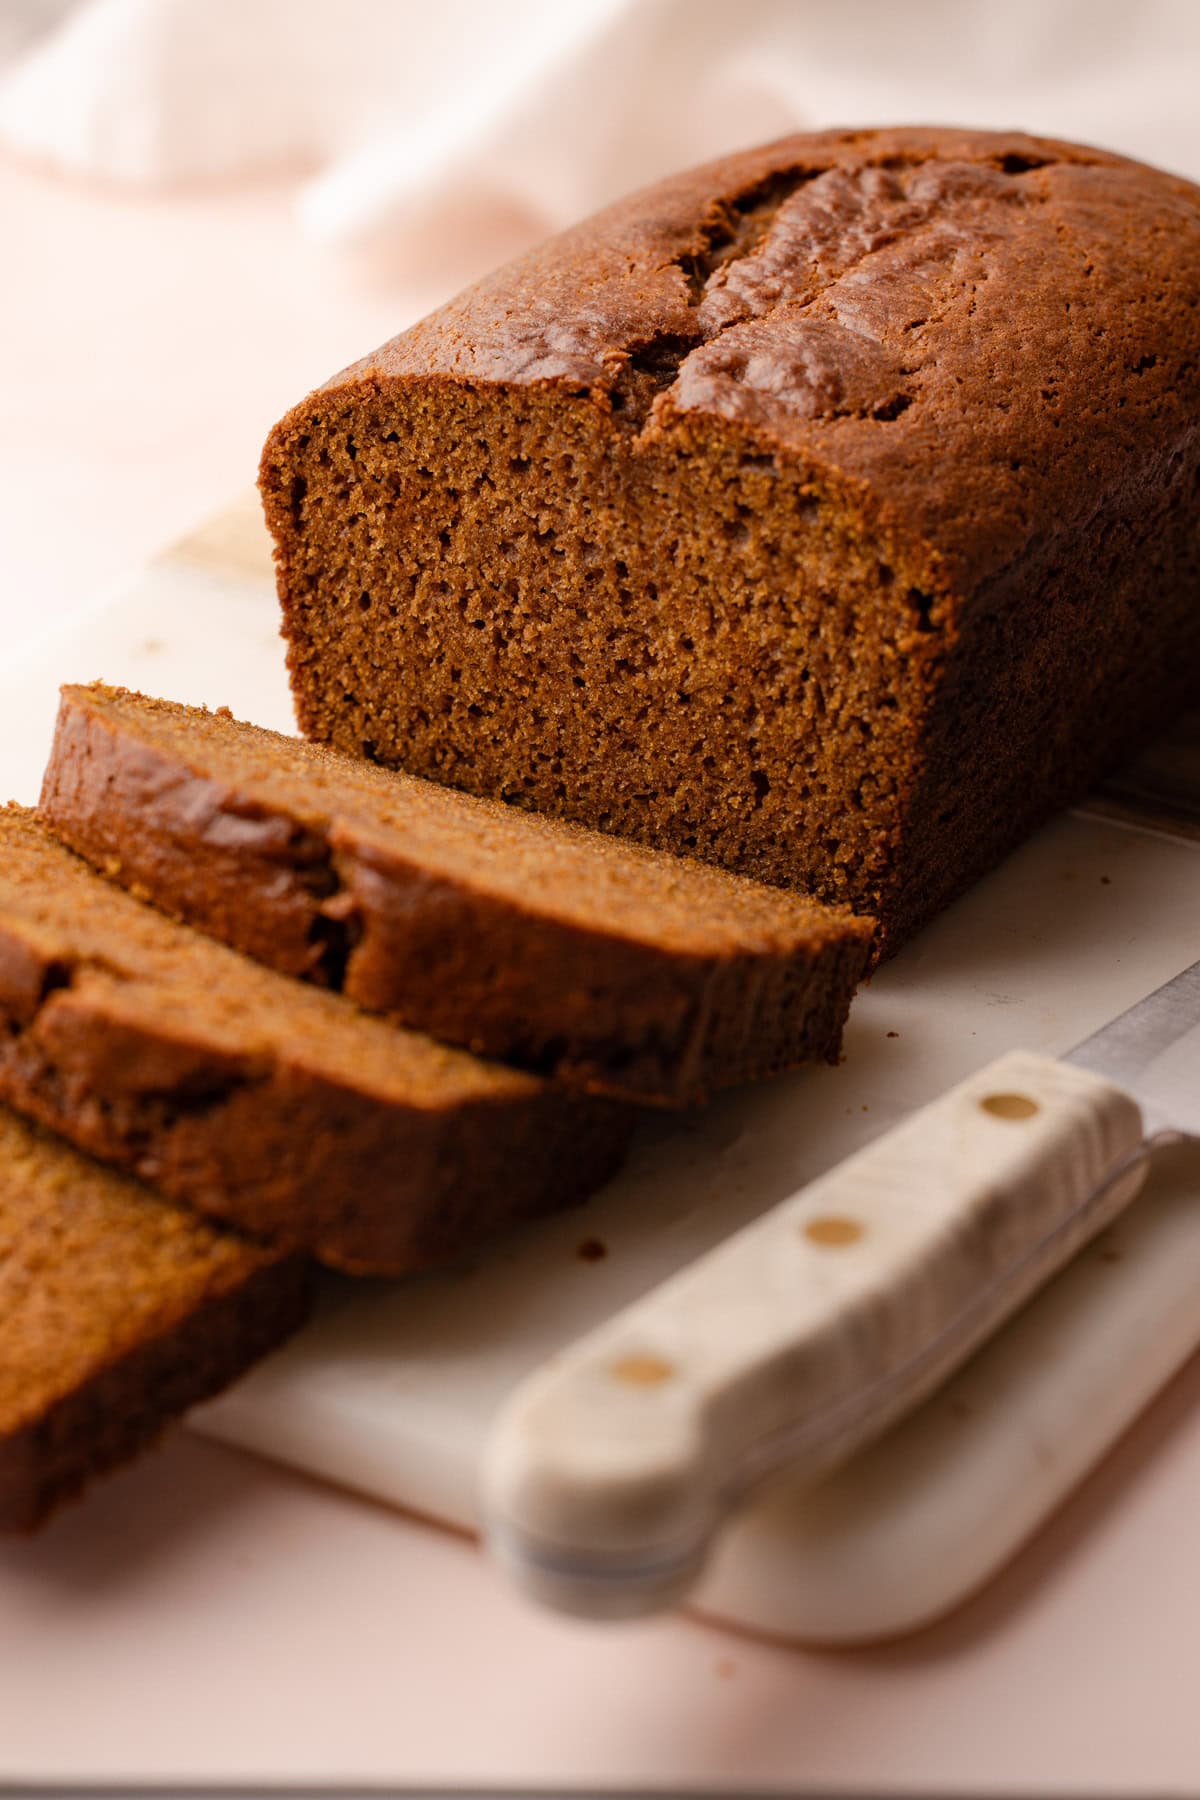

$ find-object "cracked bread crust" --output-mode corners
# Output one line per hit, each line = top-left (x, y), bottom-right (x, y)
(0, 807), (631, 1274)
(262, 125), (1200, 949)
(40, 684), (874, 1106)
(298, 125), (1196, 594)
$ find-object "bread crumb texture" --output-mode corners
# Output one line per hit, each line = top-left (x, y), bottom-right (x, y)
(0, 1105), (308, 1530)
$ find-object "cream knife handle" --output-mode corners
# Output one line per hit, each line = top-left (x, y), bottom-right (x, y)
(483, 1051), (1148, 1617)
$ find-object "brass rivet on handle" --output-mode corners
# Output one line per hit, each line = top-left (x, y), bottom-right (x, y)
(979, 1092), (1041, 1120)
(804, 1215), (865, 1247)
(611, 1353), (675, 1386)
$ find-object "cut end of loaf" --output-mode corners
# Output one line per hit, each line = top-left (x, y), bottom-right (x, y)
(263, 385), (944, 947)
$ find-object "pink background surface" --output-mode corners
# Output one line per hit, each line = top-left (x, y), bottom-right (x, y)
(4, 155), (1200, 1792)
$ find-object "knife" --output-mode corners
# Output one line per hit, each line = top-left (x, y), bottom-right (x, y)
(482, 957), (1200, 1619)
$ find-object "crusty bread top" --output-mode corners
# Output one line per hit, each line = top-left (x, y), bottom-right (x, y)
(291, 125), (1200, 593)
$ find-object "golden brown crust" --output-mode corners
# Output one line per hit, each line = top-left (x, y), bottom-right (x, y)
(0, 1107), (309, 1532)
(39, 684), (873, 1104)
(0, 807), (631, 1274)
(302, 125), (1200, 593)
(261, 126), (1200, 949)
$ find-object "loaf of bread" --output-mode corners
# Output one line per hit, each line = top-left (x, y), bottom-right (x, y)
(0, 806), (629, 1274)
(261, 126), (1200, 952)
(40, 684), (873, 1105)
(0, 1105), (308, 1530)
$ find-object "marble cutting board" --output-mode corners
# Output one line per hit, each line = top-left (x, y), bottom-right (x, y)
(4, 491), (1200, 1643)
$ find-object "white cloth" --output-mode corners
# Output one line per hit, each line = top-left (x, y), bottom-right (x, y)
(2, 0), (1199, 285)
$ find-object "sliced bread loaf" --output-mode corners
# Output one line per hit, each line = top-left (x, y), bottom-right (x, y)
(39, 684), (874, 1105)
(0, 1104), (308, 1531)
(0, 807), (629, 1274)
(260, 126), (1200, 952)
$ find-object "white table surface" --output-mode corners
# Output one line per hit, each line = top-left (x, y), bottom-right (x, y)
(4, 154), (1200, 1795)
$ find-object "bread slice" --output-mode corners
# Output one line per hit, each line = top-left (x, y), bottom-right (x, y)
(0, 1104), (308, 1531)
(0, 807), (629, 1274)
(39, 684), (874, 1106)
(260, 126), (1200, 954)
